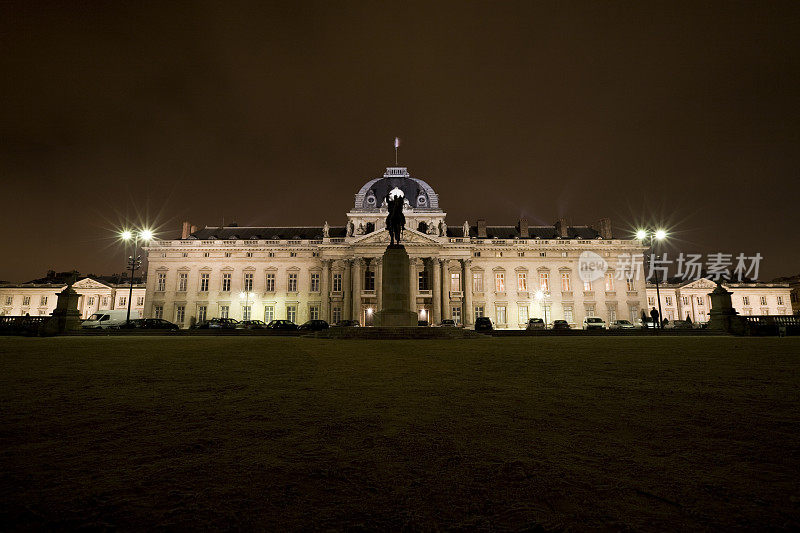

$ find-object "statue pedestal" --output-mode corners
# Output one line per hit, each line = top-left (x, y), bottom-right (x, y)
(374, 245), (417, 327)
(707, 283), (746, 335)
(50, 284), (82, 334)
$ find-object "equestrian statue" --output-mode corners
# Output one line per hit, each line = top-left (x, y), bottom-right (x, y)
(385, 190), (405, 246)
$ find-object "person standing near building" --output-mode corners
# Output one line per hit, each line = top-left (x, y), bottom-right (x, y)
(650, 306), (660, 330)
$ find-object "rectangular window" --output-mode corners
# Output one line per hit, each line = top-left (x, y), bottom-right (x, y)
(332, 273), (342, 292)
(626, 279), (635, 291)
(288, 273), (298, 292)
(518, 305), (529, 324)
(518, 273), (527, 292)
(220, 305), (229, 319)
(222, 273), (231, 291)
(495, 272), (505, 292)
(496, 305), (507, 324)
(682, 296), (689, 305)
(451, 306), (461, 325)
(200, 273), (209, 292)
(265, 273), (275, 292)
(760, 296), (767, 306)
(418, 271), (427, 291)
(198, 305), (207, 322)
(137, 296), (144, 306)
(244, 273), (253, 291)
(563, 306), (574, 324)
(286, 305), (297, 323)
(665, 296), (673, 306)
(157, 273), (166, 292)
(311, 272), (320, 292)
(473, 272), (484, 293)
(697, 297), (704, 306)
(561, 272), (571, 292)
(39, 309), (47, 316)
(87, 297), (95, 306)
(178, 273), (188, 292)
(777, 296), (783, 305)
(604, 272), (614, 292)
(40, 296), (48, 306)
(102, 296), (109, 307)
(154, 305), (163, 319)
(648, 297), (655, 306)
(4, 296), (12, 305)
(583, 280), (592, 291)
(23, 296), (30, 306)
(450, 272), (461, 292)
(309, 305), (319, 320)
(119, 296), (127, 306)
(242, 305), (251, 320)
(609, 307), (617, 322)
(586, 305), (596, 317)
(176, 305), (185, 324)
(332, 306), (342, 324)
(364, 270), (374, 291)
(475, 305), (485, 318)
(264, 306), (274, 322)
(539, 272), (549, 292)
(742, 296), (749, 306)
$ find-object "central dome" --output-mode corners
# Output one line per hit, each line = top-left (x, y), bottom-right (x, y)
(353, 167), (440, 212)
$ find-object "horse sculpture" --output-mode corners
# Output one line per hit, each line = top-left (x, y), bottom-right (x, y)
(385, 191), (405, 246)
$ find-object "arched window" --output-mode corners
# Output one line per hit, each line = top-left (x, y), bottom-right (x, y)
(417, 221), (428, 233)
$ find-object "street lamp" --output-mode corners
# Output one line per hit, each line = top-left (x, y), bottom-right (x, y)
(535, 289), (551, 327)
(239, 291), (254, 321)
(636, 228), (668, 329)
(120, 228), (153, 326)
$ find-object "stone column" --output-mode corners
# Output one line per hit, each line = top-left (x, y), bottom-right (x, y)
(432, 258), (442, 324)
(321, 259), (330, 321)
(442, 259), (451, 319)
(343, 260), (351, 320)
(463, 259), (473, 327)
(409, 257), (419, 315)
(375, 257), (383, 311)
(352, 258), (363, 324)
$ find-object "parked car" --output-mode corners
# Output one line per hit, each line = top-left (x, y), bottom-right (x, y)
(240, 320), (267, 329)
(333, 320), (361, 327)
(582, 317), (607, 330)
(298, 319), (329, 331)
(82, 309), (132, 329)
(666, 319), (694, 330)
(139, 318), (180, 330)
(193, 318), (241, 329)
(474, 316), (493, 332)
(552, 320), (571, 330)
(609, 319), (636, 330)
(266, 320), (298, 331)
(438, 319), (456, 327)
(526, 318), (545, 330)
(119, 319), (146, 329)
(417, 320), (430, 327)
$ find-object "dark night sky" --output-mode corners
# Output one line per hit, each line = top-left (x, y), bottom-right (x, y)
(2, 1), (799, 282)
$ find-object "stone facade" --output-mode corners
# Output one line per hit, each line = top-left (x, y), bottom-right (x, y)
(646, 278), (793, 323)
(0, 277), (146, 319)
(144, 166), (648, 328)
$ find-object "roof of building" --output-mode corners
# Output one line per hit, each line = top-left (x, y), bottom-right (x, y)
(446, 225), (602, 240)
(189, 226), (347, 240)
(353, 167), (440, 212)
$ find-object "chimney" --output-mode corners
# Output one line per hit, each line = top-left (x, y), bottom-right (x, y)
(555, 217), (569, 238)
(181, 221), (191, 239)
(518, 216), (529, 238)
(477, 218), (487, 238)
(598, 217), (612, 239)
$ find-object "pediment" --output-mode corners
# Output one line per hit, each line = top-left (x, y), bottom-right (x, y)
(352, 228), (442, 246)
(682, 278), (717, 290)
(72, 278), (111, 290)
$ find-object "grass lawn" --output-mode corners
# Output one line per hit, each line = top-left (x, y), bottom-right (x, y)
(1, 336), (798, 530)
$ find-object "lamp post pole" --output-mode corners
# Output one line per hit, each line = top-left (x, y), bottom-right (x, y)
(126, 241), (141, 326)
(638, 229), (667, 330)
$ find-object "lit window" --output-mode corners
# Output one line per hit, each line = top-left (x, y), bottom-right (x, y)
(40, 296), (48, 306)
(22, 296), (30, 306)
(137, 296), (144, 306)
(561, 272), (571, 292)
(742, 296), (749, 306)
(119, 296), (127, 306)
(450, 273), (461, 292)
(563, 306), (574, 323)
(760, 296), (767, 306)
(586, 305), (596, 317)
(200, 273), (209, 292)
(472, 272), (484, 292)
(583, 280), (592, 291)
(4, 296), (12, 305)
(220, 305), (229, 318)
(604, 272), (614, 292)
(157, 273), (166, 292)
(288, 273), (298, 292)
(242, 305), (251, 320)
(495, 272), (505, 292)
(176, 305), (185, 324)
(697, 297), (704, 306)
(626, 279), (636, 291)
(665, 296), (673, 306)
(518, 305), (528, 323)
(518, 273), (527, 292)
(311, 273), (320, 292)
(154, 305), (163, 319)
(265, 273), (275, 292)
(332, 273), (342, 292)
(777, 296), (783, 305)
(244, 273), (253, 291)
(309, 305), (319, 320)
(474, 305), (485, 318)
(223, 273), (232, 292)
(451, 307), (461, 325)
(178, 273), (188, 292)
(286, 305), (297, 323)
(198, 305), (207, 322)
(539, 272), (549, 292)
(332, 306), (342, 324)
(264, 306), (275, 322)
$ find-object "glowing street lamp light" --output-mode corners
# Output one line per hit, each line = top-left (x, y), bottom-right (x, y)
(119, 228), (154, 326)
(535, 289), (551, 327)
(239, 291), (254, 321)
(635, 228), (669, 329)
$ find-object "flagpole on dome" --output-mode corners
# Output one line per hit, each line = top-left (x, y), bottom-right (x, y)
(394, 137), (399, 165)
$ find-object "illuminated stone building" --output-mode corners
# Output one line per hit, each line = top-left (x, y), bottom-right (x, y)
(143, 166), (648, 328)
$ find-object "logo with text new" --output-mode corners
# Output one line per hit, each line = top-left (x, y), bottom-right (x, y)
(578, 251), (608, 282)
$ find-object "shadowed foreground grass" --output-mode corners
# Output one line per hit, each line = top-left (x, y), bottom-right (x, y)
(0, 336), (798, 530)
